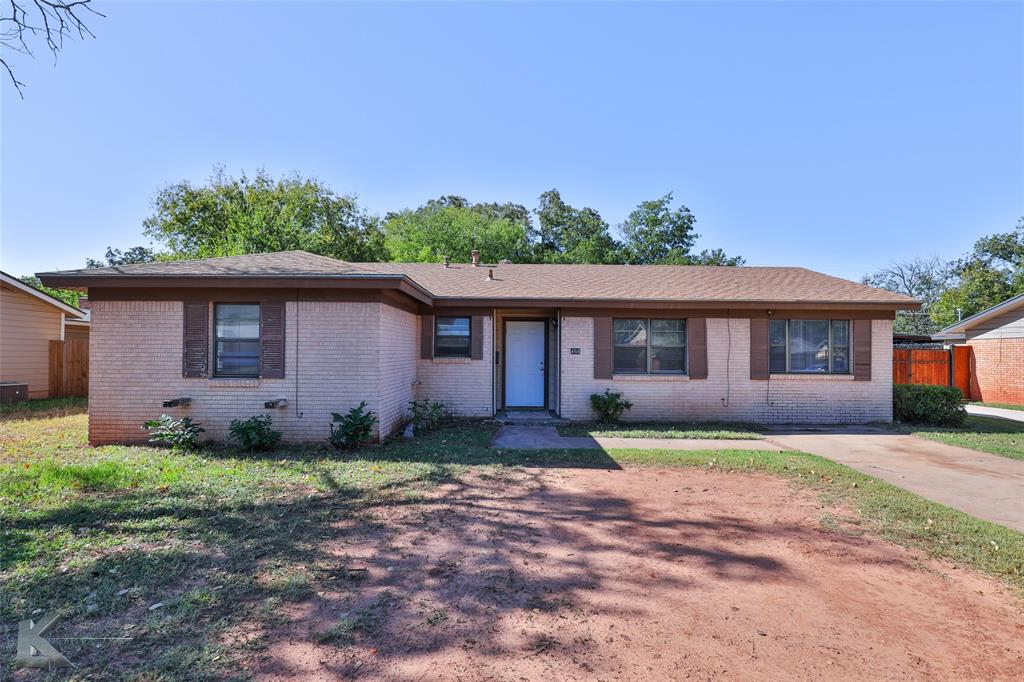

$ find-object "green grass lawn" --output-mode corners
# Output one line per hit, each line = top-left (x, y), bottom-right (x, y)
(899, 415), (1024, 461)
(970, 401), (1024, 412)
(557, 421), (763, 440)
(2, 409), (1022, 677)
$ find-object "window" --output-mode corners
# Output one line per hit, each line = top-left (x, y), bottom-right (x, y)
(613, 319), (687, 374)
(214, 304), (260, 377)
(435, 316), (471, 357)
(769, 319), (850, 374)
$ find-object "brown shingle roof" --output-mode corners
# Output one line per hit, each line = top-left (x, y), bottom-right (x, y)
(38, 250), (919, 307)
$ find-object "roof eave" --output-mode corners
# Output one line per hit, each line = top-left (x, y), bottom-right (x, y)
(35, 273), (435, 306)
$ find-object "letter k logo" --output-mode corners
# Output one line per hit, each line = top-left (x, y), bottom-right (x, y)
(16, 613), (73, 669)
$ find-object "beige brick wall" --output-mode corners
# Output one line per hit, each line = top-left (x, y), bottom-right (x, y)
(559, 316), (893, 424)
(378, 305), (419, 436)
(415, 315), (494, 417)
(89, 300), (418, 445)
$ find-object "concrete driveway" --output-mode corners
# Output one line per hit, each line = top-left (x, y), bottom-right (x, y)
(966, 403), (1024, 423)
(763, 427), (1024, 533)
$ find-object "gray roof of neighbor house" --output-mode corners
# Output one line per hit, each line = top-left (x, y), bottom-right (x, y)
(935, 292), (1024, 338)
(38, 250), (920, 308)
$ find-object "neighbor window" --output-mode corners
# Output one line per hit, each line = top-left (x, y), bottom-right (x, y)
(214, 303), (260, 377)
(613, 319), (686, 374)
(769, 319), (850, 374)
(435, 316), (471, 357)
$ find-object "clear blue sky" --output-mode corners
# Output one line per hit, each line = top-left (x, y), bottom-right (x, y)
(2, 1), (1022, 281)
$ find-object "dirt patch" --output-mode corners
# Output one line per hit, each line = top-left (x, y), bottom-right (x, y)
(250, 467), (1024, 681)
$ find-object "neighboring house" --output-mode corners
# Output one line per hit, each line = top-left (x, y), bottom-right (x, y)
(1, 270), (90, 399)
(38, 251), (918, 445)
(936, 292), (1024, 405)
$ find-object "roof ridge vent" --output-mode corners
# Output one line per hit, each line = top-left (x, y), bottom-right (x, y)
(443, 256), (449, 268)
(471, 249), (480, 267)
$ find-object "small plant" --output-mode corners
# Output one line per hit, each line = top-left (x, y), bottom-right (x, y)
(408, 398), (447, 434)
(142, 414), (204, 451)
(590, 389), (633, 423)
(893, 385), (966, 426)
(229, 414), (282, 451)
(329, 402), (377, 449)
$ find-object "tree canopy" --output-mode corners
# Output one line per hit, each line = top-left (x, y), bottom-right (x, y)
(383, 197), (533, 264)
(142, 167), (387, 263)
(533, 189), (622, 264)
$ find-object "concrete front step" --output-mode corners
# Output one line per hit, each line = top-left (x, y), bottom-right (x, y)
(496, 409), (569, 426)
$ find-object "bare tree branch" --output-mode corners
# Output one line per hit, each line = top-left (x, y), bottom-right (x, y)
(0, 0), (103, 97)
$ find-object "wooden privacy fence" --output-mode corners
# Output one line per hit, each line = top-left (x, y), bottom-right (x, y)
(49, 339), (89, 398)
(893, 345), (971, 398)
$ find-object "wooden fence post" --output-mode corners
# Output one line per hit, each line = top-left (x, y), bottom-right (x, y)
(49, 340), (64, 398)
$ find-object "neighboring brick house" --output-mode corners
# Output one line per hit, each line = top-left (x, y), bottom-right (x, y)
(38, 251), (918, 445)
(936, 293), (1024, 405)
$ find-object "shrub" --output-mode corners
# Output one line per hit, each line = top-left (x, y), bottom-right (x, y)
(408, 399), (446, 434)
(329, 402), (377, 449)
(142, 414), (205, 451)
(589, 389), (633, 423)
(893, 384), (966, 426)
(229, 414), (282, 451)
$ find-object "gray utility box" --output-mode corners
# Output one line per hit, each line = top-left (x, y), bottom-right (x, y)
(0, 382), (29, 405)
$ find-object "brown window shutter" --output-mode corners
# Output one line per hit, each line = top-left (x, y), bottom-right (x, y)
(854, 319), (872, 381)
(688, 318), (708, 379)
(750, 318), (769, 380)
(182, 301), (209, 378)
(593, 317), (612, 379)
(421, 315), (434, 359)
(471, 316), (485, 360)
(259, 300), (286, 378)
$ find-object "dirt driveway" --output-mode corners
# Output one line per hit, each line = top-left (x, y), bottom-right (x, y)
(249, 467), (1024, 681)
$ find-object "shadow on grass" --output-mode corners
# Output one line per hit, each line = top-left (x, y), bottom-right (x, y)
(0, 443), (806, 679)
(0, 396), (88, 421)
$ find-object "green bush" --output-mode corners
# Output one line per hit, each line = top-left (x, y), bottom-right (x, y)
(589, 389), (633, 424)
(893, 384), (966, 426)
(229, 414), (282, 451)
(142, 414), (205, 451)
(329, 402), (377, 449)
(408, 399), (446, 434)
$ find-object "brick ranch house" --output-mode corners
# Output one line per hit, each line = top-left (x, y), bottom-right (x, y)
(39, 251), (919, 445)
(936, 292), (1024, 405)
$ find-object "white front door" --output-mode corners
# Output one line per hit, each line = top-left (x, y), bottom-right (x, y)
(505, 321), (546, 407)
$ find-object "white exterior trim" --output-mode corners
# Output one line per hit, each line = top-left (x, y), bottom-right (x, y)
(0, 270), (87, 319)
(936, 292), (1024, 338)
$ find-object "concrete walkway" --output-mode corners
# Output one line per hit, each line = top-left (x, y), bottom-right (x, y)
(763, 428), (1024, 533)
(491, 425), (783, 452)
(966, 403), (1024, 423)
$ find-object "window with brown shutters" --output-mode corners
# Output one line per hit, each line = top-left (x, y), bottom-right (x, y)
(182, 301), (209, 378)
(259, 300), (286, 378)
(764, 318), (852, 375)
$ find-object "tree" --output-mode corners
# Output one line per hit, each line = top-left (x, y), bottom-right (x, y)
(1, 0), (103, 97)
(18, 275), (80, 307)
(142, 167), (387, 263)
(862, 257), (954, 334)
(931, 217), (1024, 328)
(533, 189), (622, 264)
(86, 246), (157, 268)
(618, 193), (742, 265)
(384, 198), (533, 264)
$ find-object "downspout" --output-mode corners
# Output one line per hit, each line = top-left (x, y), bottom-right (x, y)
(491, 308), (497, 416)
